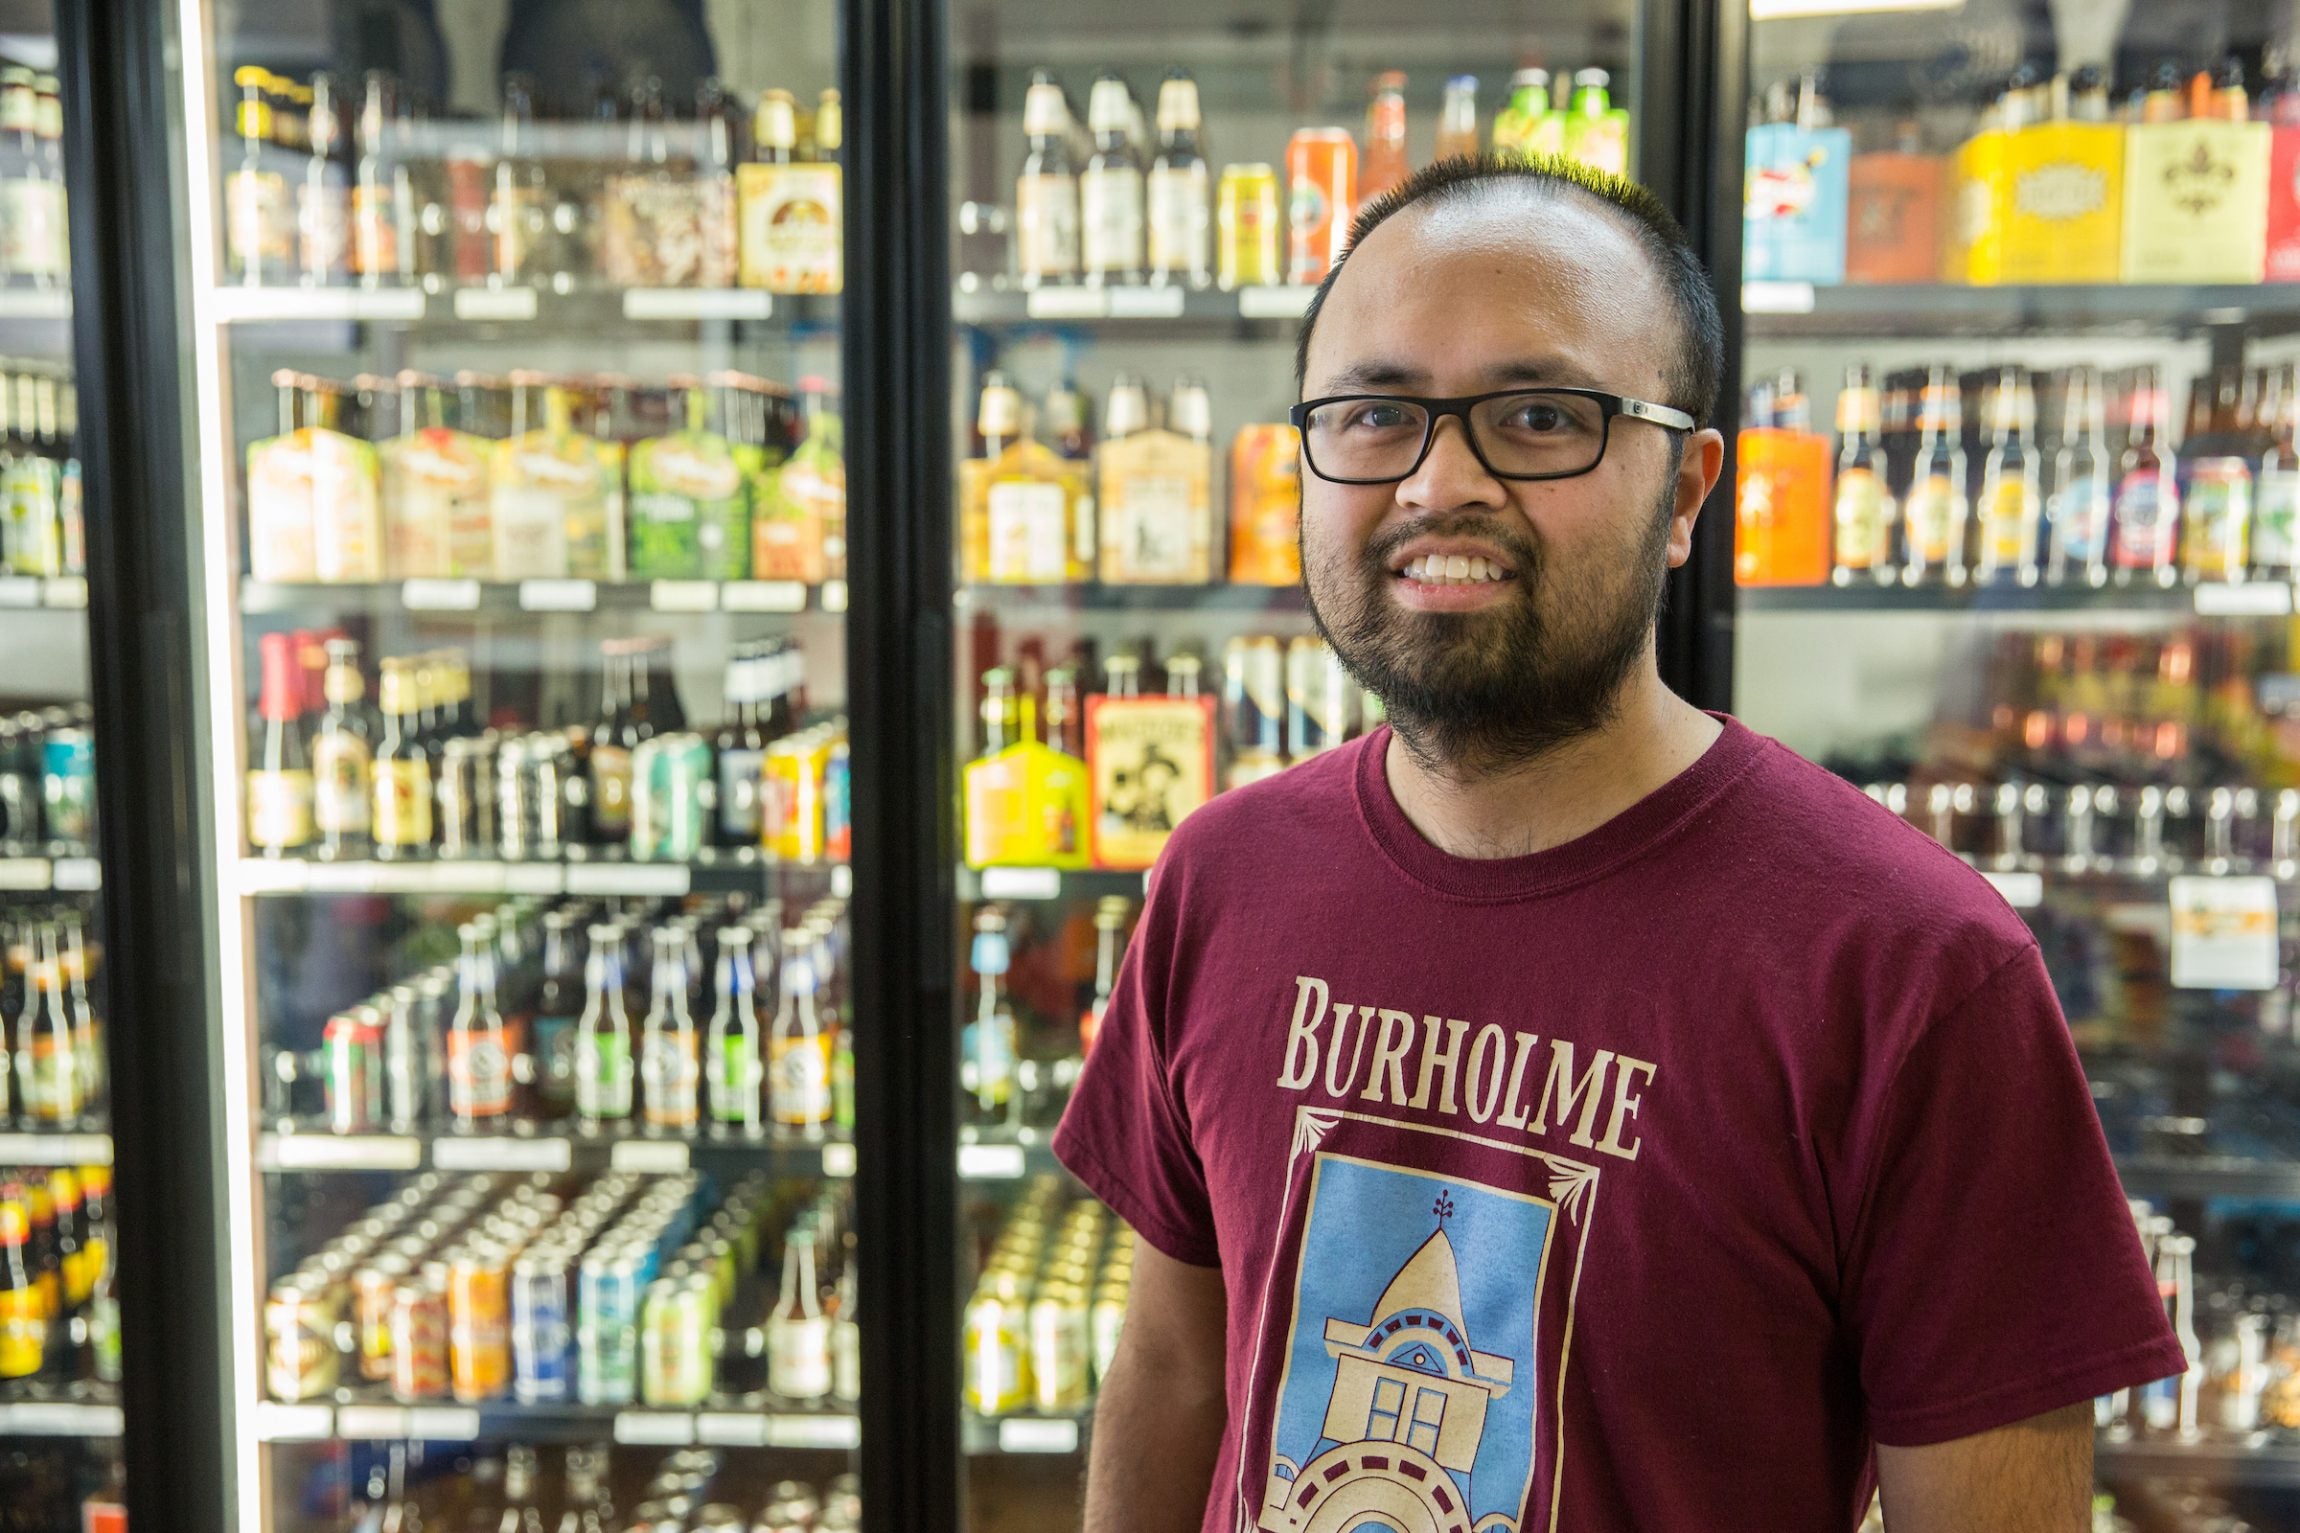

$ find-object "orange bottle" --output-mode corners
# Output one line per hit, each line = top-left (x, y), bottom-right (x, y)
(1361, 72), (1409, 203)
(1285, 128), (1358, 285)
(1735, 369), (1831, 586)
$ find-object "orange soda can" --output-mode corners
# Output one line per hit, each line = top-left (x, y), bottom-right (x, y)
(1228, 424), (1304, 586)
(448, 1246), (512, 1402)
(1285, 128), (1359, 285)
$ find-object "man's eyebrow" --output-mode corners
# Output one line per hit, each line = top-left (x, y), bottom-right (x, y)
(1314, 358), (1614, 394)
(1318, 361), (1425, 392)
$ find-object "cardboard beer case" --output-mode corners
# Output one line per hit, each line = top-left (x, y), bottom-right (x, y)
(2123, 119), (2269, 285)
(1085, 694), (1216, 870)
(1845, 149), (1945, 284)
(2266, 124), (2300, 280)
(2001, 122), (2123, 282)
(1745, 121), (1851, 284)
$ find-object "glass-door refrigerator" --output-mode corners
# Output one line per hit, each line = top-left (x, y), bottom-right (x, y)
(1730, 1), (2300, 1523)
(941, 4), (1649, 1524)
(0, 24), (126, 1533)
(160, 2), (864, 1526)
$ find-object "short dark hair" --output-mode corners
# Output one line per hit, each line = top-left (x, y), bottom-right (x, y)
(1294, 154), (1725, 428)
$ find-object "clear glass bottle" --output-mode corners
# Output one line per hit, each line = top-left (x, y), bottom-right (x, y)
(707, 922), (764, 1137)
(769, 925), (830, 1139)
(575, 921), (633, 1129)
(447, 919), (513, 1128)
(640, 925), (699, 1132)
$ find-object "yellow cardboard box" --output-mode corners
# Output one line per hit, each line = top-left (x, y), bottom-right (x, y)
(2123, 119), (2270, 284)
(1947, 127), (2009, 284)
(2002, 122), (2123, 282)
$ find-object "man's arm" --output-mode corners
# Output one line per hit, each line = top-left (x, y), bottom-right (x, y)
(1874, 1402), (2093, 1532)
(1083, 1243), (1227, 1533)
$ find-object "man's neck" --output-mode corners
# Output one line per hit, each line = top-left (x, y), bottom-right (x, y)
(1382, 669), (1723, 860)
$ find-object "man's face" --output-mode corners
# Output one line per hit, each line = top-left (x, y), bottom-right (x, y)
(1298, 190), (1721, 774)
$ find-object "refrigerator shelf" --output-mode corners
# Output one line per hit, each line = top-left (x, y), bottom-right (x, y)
(228, 856), (852, 900)
(0, 575), (87, 610)
(0, 1395), (122, 1439)
(251, 1399), (860, 1448)
(206, 285), (838, 333)
(953, 284), (1314, 330)
(959, 867), (1149, 903)
(962, 1412), (1084, 1455)
(1738, 582), (2274, 618)
(240, 578), (848, 618)
(256, 1128), (850, 1179)
(954, 583), (1307, 616)
(0, 855), (101, 893)
(2112, 1156), (2300, 1202)
(2097, 1435), (2300, 1488)
(1741, 282), (2300, 340)
(0, 1131), (111, 1165)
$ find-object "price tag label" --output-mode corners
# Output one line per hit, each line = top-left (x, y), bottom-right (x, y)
(49, 857), (100, 891)
(0, 576), (38, 607)
(0, 1133), (112, 1166)
(2195, 581), (2293, 617)
(334, 1405), (412, 1439)
(1741, 280), (1818, 315)
(39, 577), (86, 609)
(821, 1142), (857, 1177)
(980, 867), (1061, 900)
(431, 1136), (573, 1172)
(566, 862), (692, 897)
(2170, 876), (2281, 990)
(722, 580), (809, 613)
(821, 580), (849, 613)
(650, 580), (720, 612)
(253, 1402), (334, 1441)
(696, 1411), (772, 1446)
(0, 858), (48, 891)
(997, 1417), (1079, 1453)
(610, 1139), (690, 1173)
(1107, 286), (1185, 318)
(501, 862), (566, 894)
(958, 1143), (1027, 1180)
(1981, 871), (2044, 910)
(266, 1134), (422, 1171)
(1025, 286), (1110, 319)
(613, 1410), (697, 1445)
(519, 579), (598, 612)
(1236, 285), (1314, 319)
(404, 1407), (482, 1441)
(453, 287), (539, 321)
(0, 1402), (124, 1436)
(766, 1414), (861, 1449)
(302, 860), (379, 892)
(232, 857), (312, 894)
(831, 864), (853, 899)
(624, 288), (773, 320)
(402, 578), (482, 611)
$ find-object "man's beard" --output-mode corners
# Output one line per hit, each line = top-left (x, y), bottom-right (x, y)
(1302, 483), (1675, 781)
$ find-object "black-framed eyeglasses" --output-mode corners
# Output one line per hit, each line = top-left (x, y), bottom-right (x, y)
(1287, 388), (1698, 485)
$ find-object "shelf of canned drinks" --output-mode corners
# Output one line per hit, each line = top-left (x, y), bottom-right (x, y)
(241, 578), (847, 618)
(0, 576), (83, 610)
(258, 1129), (855, 1180)
(953, 583), (1308, 616)
(951, 285), (1315, 329)
(0, 1390), (120, 1439)
(1739, 281), (2300, 340)
(1741, 579), (2294, 617)
(2095, 1436), (2300, 1488)
(0, 857), (98, 894)
(252, 1398), (860, 1449)
(229, 856), (851, 900)
(207, 286), (838, 332)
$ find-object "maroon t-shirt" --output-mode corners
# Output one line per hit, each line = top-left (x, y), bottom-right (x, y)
(1052, 716), (2183, 1533)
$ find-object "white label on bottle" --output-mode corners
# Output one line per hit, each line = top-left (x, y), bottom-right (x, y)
(624, 288), (772, 320)
(1147, 162), (1210, 277)
(2258, 469), (2300, 569)
(1980, 871), (2044, 910)
(452, 287), (538, 321)
(821, 1141), (857, 1177)
(2194, 582), (2291, 616)
(696, 1411), (772, 1446)
(1080, 166), (1146, 276)
(649, 580), (719, 612)
(265, 1133), (422, 1171)
(980, 866), (1061, 900)
(49, 857), (98, 891)
(998, 1417), (1080, 1453)
(1014, 173), (1080, 280)
(959, 1143), (1027, 1180)
(401, 578), (481, 611)
(1107, 285), (1185, 318)
(766, 1413), (861, 1449)
(610, 1139), (689, 1174)
(769, 1317), (835, 1400)
(722, 579), (809, 612)
(613, 1410), (698, 1445)
(430, 1135), (571, 1172)
(1236, 285), (1314, 319)
(334, 1405), (412, 1439)
(2169, 876), (2280, 990)
(518, 578), (597, 612)
(986, 482), (1069, 582)
(1024, 286), (1108, 319)
(565, 862), (690, 897)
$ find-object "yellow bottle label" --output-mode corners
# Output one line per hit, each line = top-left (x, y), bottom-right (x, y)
(1904, 477), (1962, 563)
(1983, 479), (2038, 564)
(1832, 468), (1889, 568)
(248, 768), (316, 850)
(0, 1284), (42, 1378)
(373, 757), (432, 847)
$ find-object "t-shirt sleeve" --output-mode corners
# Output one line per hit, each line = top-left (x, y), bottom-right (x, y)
(1841, 941), (2186, 1446)
(1050, 866), (1220, 1267)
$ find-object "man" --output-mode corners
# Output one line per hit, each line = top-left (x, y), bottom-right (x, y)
(1050, 155), (2181, 1533)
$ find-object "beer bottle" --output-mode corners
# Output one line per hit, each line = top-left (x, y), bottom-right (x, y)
(312, 636), (374, 858)
(2184, 367), (2254, 585)
(528, 910), (582, 1121)
(491, 74), (549, 288)
(59, 918), (98, 1116)
(15, 924), (77, 1126)
(372, 657), (434, 858)
(769, 924), (831, 1138)
(1975, 366), (2042, 586)
(1104, 374), (1151, 443)
(1361, 71), (1410, 203)
(964, 907), (1018, 1125)
(1044, 666), (1083, 758)
(590, 640), (638, 846)
(2048, 365), (2113, 587)
(706, 921), (764, 1137)
(1081, 896), (1131, 1055)
(640, 925), (700, 1132)
(498, 1442), (546, 1533)
(1146, 70), (1210, 289)
(44, 1168), (78, 1313)
(247, 630), (316, 856)
(768, 1222), (832, 1402)
(81, 1174), (117, 1385)
(1830, 364), (1892, 584)
(1043, 381), (1093, 463)
(296, 71), (350, 285)
(2257, 364), (2300, 581)
(0, 1182), (41, 1379)
(575, 921), (634, 1130)
(1901, 364), (1968, 586)
(830, 1258), (860, 1403)
(447, 919), (513, 1128)
(714, 643), (766, 848)
(1015, 71), (1081, 288)
(2111, 365), (2182, 586)
(225, 67), (290, 285)
(1435, 75), (1481, 161)
(1080, 74), (1145, 287)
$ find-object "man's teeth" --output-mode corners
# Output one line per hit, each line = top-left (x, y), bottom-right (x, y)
(1400, 554), (1509, 585)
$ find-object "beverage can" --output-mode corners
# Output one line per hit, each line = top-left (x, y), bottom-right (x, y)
(511, 1247), (573, 1403)
(1227, 424), (1302, 585)
(823, 737), (851, 861)
(1028, 1282), (1091, 1413)
(1216, 163), (1281, 290)
(1285, 130), (1358, 286)
(761, 734), (827, 863)
(961, 1277), (1030, 1415)
(38, 728), (93, 846)
(352, 1254), (406, 1382)
(436, 737), (489, 858)
(641, 1271), (716, 1405)
(322, 1006), (384, 1135)
(632, 732), (713, 862)
(265, 1275), (340, 1401)
(448, 1247), (512, 1402)
(578, 1245), (644, 1405)
(388, 1268), (450, 1400)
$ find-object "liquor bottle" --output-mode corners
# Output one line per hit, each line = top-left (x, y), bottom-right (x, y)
(1146, 70), (1210, 289)
(1080, 74), (1146, 287)
(768, 1223), (833, 1403)
(490, 74), (550, 288)
(575, 921), (634, 1130)
(2049, 365), (2113, 588)
(968, 383), (1093, 584)
(1044, 666), (1083, 758)
(497, 1443), (546, 1533)
(962, 665), (1090, 867)
(448, 920), (513, 1129)
(693, 79), (741, 290)
(371, 659), (432, 858)
(1015, 71), (1081, 288)
(350, 71), (404, 288)
(705, 921), (764, 1137)
(295, 71), (350, 285)
(768, 924), (831, 1138)
(1435, 75), (1481, 160)
(1829, 364), (1892, 584)
(2112, 365), (2182, 586)
(635, 635), (687, 734)
(589, 641), (638, 847)
(1975, 366), (2042, 586)
(2143, 1231), (2205, 1434)
(963, 907), (1018, 1125)
(2185, 368), (2254, 584)
(2257, 364), (2300, 582)
(1098, 376), (1214, 584)
(1081, 895), (1130, 1055)
(15, 925), (77, 1126)
(225, 66), (292, 284)
(248, 630), (317, 855)
(1361, 71), (1409, 203)
(640, 925), (700, 1133)
(312, 636), (373, 858)
(1901, 365), (1968, 586)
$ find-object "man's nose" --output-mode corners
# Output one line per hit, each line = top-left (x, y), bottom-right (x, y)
(1399, 413), (1504, 509)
